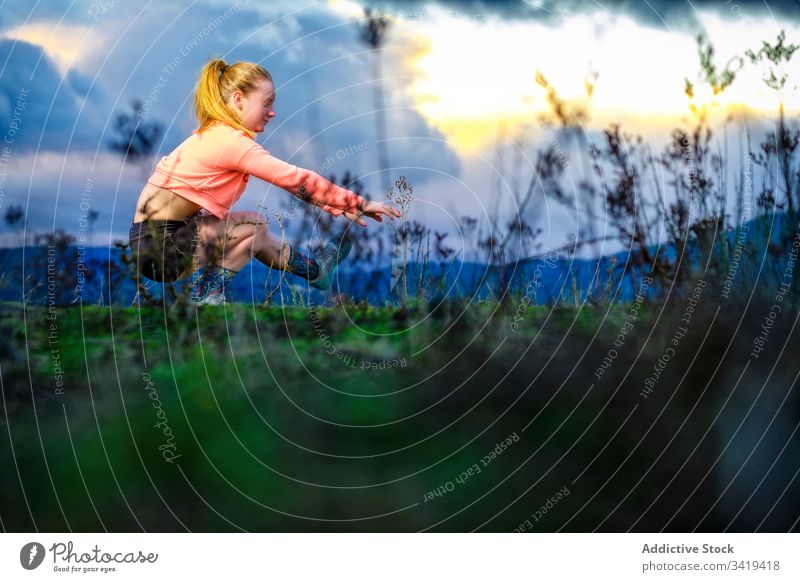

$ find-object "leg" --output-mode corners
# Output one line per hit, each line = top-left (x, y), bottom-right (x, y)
(193, 211), (320, 276)
(186, 211), (324, 302)
(189, 211), (290, 267)
(191, 211), (269, 272)
(233, 211), (354, 289)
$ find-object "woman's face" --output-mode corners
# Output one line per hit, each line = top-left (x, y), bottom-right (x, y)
(230, 77), (276, 133)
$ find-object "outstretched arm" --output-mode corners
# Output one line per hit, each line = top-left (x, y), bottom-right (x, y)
(222, 134), (365, 215)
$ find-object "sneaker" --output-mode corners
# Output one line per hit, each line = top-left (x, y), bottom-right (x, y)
(309, 237), (352, 290)
(192, 291), (227, 306)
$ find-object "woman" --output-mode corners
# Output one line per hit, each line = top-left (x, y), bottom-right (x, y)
(129, 58), (399, 305)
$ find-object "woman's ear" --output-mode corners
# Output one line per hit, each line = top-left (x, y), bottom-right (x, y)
(230, 89), (243, 111)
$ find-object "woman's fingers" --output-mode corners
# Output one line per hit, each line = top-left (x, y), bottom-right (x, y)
(344, 204), (403, 226)
(342, 211), (367, 227)
(378, 204), (398, 220)
(361, 201), (400, 220)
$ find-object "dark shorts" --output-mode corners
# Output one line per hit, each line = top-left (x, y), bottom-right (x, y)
(128, 212), (206, 282)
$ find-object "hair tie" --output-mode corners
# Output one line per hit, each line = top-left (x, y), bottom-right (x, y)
(218, 64), (227, 79)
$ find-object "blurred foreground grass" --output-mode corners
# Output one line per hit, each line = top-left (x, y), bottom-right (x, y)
(1, 295), (798, 532)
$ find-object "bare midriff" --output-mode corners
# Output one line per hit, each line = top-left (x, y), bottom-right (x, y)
(133, 182), (204, 223)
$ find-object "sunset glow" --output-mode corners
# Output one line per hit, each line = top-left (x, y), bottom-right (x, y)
(389, 6), (800, 153)
(3, 22), (99, 74)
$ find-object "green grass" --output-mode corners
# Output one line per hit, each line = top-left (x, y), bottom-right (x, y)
(2, 295), (798, 531)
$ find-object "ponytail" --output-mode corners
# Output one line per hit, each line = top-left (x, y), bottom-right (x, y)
(194, 58), (273, 139)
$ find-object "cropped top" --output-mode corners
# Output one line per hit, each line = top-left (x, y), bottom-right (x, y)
(146, 120), (365, 219)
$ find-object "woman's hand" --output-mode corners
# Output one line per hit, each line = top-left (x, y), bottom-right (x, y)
(341, 200), (401, 227)
(341, 210), (367, 227)
(362, 200), (401, 222)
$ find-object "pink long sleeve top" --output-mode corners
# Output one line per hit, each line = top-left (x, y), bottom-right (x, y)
(146, 120), (365, 220)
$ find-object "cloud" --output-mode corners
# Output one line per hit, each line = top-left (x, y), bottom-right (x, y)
(0, 0), (83, 31)
(362, 0), (800, 30)
(66, 68), (95, 98)
(0, 39), (106, 151)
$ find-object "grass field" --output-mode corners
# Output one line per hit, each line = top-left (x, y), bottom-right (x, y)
(2, 294), (799, 532)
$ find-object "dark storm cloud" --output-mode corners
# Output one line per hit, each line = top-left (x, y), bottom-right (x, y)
(364, 0), (800, 29)
(0, 39), (103, 150)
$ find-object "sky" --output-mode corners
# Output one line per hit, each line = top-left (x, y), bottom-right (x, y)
(0, 0), (798, 258)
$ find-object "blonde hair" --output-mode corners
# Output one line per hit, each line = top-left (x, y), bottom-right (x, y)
(194, 58), (272, 139)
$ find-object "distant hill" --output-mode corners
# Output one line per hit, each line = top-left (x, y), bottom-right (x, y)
(0, 212), (791, 306)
